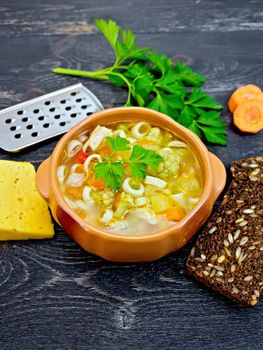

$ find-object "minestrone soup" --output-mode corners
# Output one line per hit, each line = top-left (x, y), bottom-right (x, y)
(57, 122), (203, 235)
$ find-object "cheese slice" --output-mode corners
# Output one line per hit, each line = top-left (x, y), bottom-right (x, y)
(0, 160), (54, 240)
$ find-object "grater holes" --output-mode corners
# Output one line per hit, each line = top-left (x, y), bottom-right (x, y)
(65, 106), (71, 111)
(81, 105), (88, 109)
(1, 86), (101, 151)
(31, 132), (38, 137)
(26, 124), (33, 130)
(43, 123), (49, 128)
(10, 126), (17, 131)
(86, 112), (93, 116)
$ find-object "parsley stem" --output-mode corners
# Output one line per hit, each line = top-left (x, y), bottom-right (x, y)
(108, 71), (133, 106)
(53, 65), (132, 105)
(114, 65), (130, 70)
(53, 65), (130, 79)
(52, 67), (111, 80)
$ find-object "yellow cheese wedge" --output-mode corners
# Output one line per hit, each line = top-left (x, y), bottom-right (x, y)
(0, 160), (54, 240)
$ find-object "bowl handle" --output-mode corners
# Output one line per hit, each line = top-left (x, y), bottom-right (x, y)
(36, 157), (51, 203)
(209, 152), (226, 202)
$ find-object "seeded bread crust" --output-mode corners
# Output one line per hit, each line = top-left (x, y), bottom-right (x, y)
(230, 156), (263, 178)
(186, 171), (263, 307)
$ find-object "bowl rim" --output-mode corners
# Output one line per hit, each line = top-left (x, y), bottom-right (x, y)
(49, 106), (213, 241)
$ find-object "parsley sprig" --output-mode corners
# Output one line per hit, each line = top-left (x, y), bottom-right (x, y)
(53, 19), (226, 146)
(94, 136), (163, 190)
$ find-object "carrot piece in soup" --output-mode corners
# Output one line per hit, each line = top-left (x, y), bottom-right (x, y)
(228, 84), (262, 112)
(233, 100), (263, 134)
(88, 174), (105, 189)
(164, 205), (185, 221)
(66, 186), (84, 200)
(75, 150), (89, 164)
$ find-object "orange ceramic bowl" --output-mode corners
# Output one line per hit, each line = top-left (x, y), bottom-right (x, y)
(36, 107), (226, 262)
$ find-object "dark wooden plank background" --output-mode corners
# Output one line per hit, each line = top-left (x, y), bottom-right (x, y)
(0, 0), (262, 349)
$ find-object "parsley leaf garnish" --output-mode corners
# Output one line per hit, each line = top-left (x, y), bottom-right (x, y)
(52, 18), (227, 146)
(106, 136), (130, 153)
(129, 145), (163, 178)
(95, 161), (125, 191)
(93, 137), (163, 190)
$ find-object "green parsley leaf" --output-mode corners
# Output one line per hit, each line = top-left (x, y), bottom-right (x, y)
(129, 145), (163, 178)
(106, 136), (131, 153)
(188, 123), (202, 138)
(147, 92), (184, 117)
(94, 19), (120, 50)
(186, 88), (223, 110)
(121, 28), (135, 49)
(177, 106), (196, 127)
(173, 62), (206, 87)
(122, 47), (149, 61)
(95, 161), (125, 190)
(176, 106), (226, 145)
(147, 51), (172, 75)
(109, 73), (126, 87)
(116, 32), (149, 63)
(124, 62), (150, 79)
(155, 71), (186, 95)
(132, 74), (154, 106)
(130, 162), (147, 178)
(196, 110), (226, 128)
(198, 125), (227, 145)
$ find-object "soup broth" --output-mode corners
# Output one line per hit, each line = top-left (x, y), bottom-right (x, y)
(57, 122), (203, 235)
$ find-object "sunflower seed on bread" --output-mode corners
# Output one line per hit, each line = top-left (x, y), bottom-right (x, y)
(230, 156), (263, 179)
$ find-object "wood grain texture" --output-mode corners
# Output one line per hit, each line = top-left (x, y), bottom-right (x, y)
(0, 0), (262, 349)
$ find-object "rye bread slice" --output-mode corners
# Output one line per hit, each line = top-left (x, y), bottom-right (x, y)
(230, 156), (263, 178)
(186, 173), (263, 307)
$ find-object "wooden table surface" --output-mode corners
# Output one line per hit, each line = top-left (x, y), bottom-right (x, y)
(0, 0), (262, 349)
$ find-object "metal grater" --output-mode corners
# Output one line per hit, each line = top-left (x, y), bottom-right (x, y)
(0, 83), (103, 152)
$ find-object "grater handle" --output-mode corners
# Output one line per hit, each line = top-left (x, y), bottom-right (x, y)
(36, 157), (51, 203)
